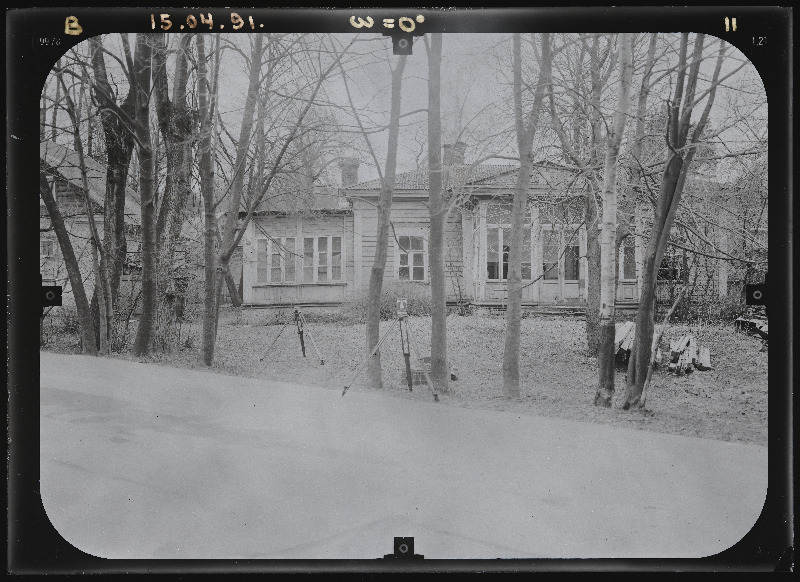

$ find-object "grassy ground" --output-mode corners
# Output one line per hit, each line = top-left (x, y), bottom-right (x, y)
(42, 307), (768, 446)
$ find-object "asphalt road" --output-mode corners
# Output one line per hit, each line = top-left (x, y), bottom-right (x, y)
(40, 352), (767, 559)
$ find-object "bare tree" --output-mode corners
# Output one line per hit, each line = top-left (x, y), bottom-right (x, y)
(503, 33), (553, 398)
(594, 32), (634, 406)
(56, 69), (113, 355)
(622, 34), (728, 408)
(131, 33), (157, 357)
(39, 168), (98, 354)
(425, 33), (450, 394)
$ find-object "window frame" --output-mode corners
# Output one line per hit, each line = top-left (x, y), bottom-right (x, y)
(485, 202), (533, 282)
(257, 237), (297, 284)
(539, 223), (581, 283)
(619, 235), (637, 281)
(301, 235), (345, 284)
(395, 233), (429, 282)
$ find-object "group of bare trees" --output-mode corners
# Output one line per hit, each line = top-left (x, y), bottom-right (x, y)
(41, 31), (764, 410)
(41, 32), (353, 364)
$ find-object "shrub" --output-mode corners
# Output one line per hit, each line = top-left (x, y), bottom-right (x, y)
(338, 281), (433, 324)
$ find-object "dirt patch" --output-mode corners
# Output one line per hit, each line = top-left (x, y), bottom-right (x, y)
(46, 309), (768, 446)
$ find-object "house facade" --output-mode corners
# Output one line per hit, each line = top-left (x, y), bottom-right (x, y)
(240, 146), (645, 309)
(40, 141), (144, 311)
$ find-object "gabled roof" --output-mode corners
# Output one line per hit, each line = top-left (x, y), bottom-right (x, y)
(345, 162), (585, 193)
(40, 140), (142, 224)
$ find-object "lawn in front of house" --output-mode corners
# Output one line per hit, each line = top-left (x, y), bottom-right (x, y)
(148, 309), (767, 446)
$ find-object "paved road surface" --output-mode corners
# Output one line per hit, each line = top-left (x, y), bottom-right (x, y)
(40, 352), (767, 559)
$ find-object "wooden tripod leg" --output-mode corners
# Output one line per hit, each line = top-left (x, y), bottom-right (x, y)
(404, 319), (439, 402)
(400, 318), (413, 391)
(342, 319), (398, 396)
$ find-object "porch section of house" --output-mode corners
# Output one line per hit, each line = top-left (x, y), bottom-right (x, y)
(242, 213), (355, 307)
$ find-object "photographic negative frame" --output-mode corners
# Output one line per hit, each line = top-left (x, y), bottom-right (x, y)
(8, 5), (793, 573)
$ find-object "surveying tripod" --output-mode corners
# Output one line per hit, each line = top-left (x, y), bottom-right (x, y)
(258, 307), (325, 365)
(342, 298), (439, 402)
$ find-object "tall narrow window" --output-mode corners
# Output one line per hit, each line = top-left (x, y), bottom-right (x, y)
(486, 228), (500, 280)
(542, 229), (559, 280)
(317, 237), (328, 282)
(332, 236), (342, 281)
(486, 203), (532, 281)
(283, 238), (295, 282)
(257, 239), (270, 283)
(564, 243), (580, 281)
(620, 236), (636, 280)
(522, 227), (532, 280)
(304, 237), (314, 282)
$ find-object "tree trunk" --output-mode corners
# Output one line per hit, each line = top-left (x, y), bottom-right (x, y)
(427, 34), (449, 394)
(503, 33), (552, 399)
(39, 169), (98, 355)
(584, 186), (601, 355)
(202, 34), (263, 366)
(366, 55), (407, 389)
(57, 72), (112, 355)
(594, 32), (633, 407)
(132, 33), (156, 357)
(622, 34), (726, 408)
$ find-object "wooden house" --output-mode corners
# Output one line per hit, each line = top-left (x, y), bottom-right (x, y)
(39, 140), (143, 310)
(240, 144), (645, 310)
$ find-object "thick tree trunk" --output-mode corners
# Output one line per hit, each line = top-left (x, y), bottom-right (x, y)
(594, 32), (633, 406)
(366, 55), (407, 389)
(427, 34), (449, 394)
(40, 169), (98, 354)
(132, 34), (156, 357)
(502, 33), (552, 399)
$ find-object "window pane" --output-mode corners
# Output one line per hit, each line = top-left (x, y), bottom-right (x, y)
(284, 238), (295, 282)
(399, 266), (409, 280)
(257, 239), (269, 261)
(399, 253), (408, 266)
(564, 245), (579, 280)
(522, 263), (532, 280)
(257, 240), (270, 282)
(623, 241), (636, 279)
(332, 237), (342, 281)
(412, 253), (424, 266)
(411, 236), (424, 251)
(543, 262), (559, 280)
(413, 267), (425, 280)
(502, 227), (511, 280)
(304, 238), (314, 282)
(318, 237), (327, 252)
(399, 236), (410, 251)
(487, 227), (499, 279)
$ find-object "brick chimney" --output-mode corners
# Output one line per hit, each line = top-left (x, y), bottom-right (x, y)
(339, 158), (359, 187)
(443, 141), (467, 165)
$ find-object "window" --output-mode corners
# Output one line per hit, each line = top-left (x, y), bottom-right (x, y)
(398, 235), (427, 281)
(257, 237), (296, 283)
(541, 225), (581, 281)
(302, 236), (343, 283)
(542, 229), (559, 280)
(564, 244), (580, 281)
(485, 202), (532, 281)
(40, 240), (54, 257)
(620, 236), (636, 280)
